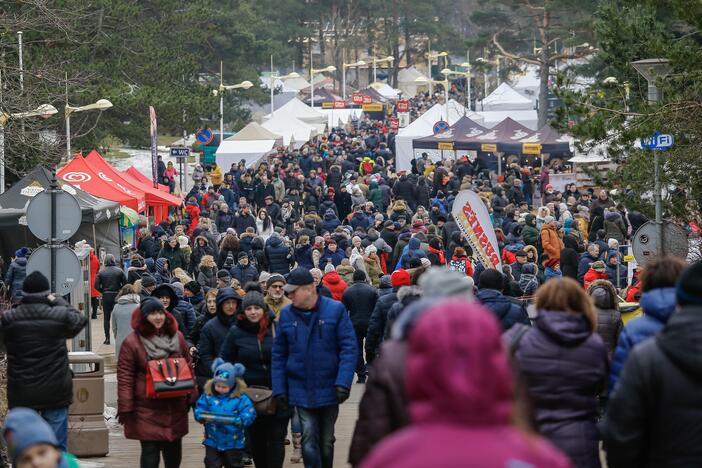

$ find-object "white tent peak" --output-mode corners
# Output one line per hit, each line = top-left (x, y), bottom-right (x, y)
(261, 114), (317, 149)
(479, 82), (534, 111)
(226, 121), (282, 142)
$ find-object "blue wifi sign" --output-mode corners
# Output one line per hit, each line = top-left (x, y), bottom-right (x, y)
(641, 132), (674, 151)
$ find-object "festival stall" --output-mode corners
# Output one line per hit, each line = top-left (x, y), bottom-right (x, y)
(317, 108), (363, 129)
(85, 151), (182, 223)
(478, 82), (534, 111)
(413, 116), (489, 151)
(58, 155), (145, 212)
(301, 87), (343, 107)
(397, 66), (430, 97)
(0, 166), (121, 260)
(265, 98), (327, 133)
(216, 122), (283, 168)
(475, 109), (539, 130)
(261, 113), (318, 149)
(124, 166), (170, 192)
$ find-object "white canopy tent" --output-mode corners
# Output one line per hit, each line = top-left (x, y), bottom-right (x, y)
(216, 122), (283, 168)
(479, 82), (534, 111)
(397, 66), (429, 97)
(265, 98), (327, 133)
(511, 66), (541, 106)
(395, 100), (478, 173)
(317, 108), (363, 128)
(475, 109), (539, 130)
(369, 82), (401, 100)
(261, 114), (317, 149)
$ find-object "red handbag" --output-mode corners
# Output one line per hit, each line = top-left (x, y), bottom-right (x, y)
(145, 358), (195, 399)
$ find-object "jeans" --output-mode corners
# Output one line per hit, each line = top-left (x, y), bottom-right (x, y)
(291, 408), (301, 433)
(354, 325), (368, 378)
(102, 292), (118, 340)
(297, 405), (339, 468)
(38, 406), (69, 452)
(204, 446), (243, 468)
(247, 415), (288, 468)
(140, 439), (182, 468)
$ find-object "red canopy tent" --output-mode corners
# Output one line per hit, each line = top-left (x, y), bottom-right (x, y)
(124, 166), (170, 192)
(85, 151), (182, 223)
(58, 155), (145, 212)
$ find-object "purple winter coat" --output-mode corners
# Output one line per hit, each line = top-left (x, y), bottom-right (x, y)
(507, 310), (608, 468)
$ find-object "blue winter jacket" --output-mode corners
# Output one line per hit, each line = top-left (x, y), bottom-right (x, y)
(609, 287), (677, 392)
(319, 248), (346, 268)
(230, 264), (259, 286)
(476, 288), (530, 331)
(5, 258), (27, 301)
(271, 296), (357, 408)
(174, 299), (197, 336)
(194, 388), (256, 450)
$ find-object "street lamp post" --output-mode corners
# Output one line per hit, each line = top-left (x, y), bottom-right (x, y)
(476, 56), (501, 98)
(426, 51), (447, 94)
(269, 72), (300, 113)
(310, 65), (336, 108)
(65, 99), (113, 159)
(342, 60), (366, 100)
(371, 56), (394, 83)
(442, 66), (472, 112)
(217, 61), (254, 142)
(0, 104), (58, 193)
(631, 58), (671, 255)
(415, 76), (450, 118)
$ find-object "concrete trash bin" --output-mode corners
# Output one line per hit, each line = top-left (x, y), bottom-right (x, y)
(68, 352), (109, 457)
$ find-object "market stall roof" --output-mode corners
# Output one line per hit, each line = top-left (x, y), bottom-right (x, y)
(501, 124), (574, 155)
(0, 166), (119, 224)
(278, 76), (310, 91)
(300, 87), (343, 107)
(261, 113), (317, 149)
(369, 82), (400, 100)
(58, 155), (145, 212)
(413, 116), (489, 150)
(85, 151), (182, 207)
(479, 82), (534, 111)
(226, 121), (283, 145)
(265, 98), (327, 133)
(357, 87), (388, 104)
(475, 109), (539, 130)
(124, 166), (170, 192)
(216, 139), (277, 169)
(317, 108), (363, 128)
(397, 66), (430, 98)
(459, 117), (536, 152)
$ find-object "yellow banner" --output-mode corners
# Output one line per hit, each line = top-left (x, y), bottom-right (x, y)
(523, 143), (542, 155)
(438, 142), (454, 150)
(362, 104), (383, 112)
(321, 102), (334, 109)
(481, 144), (497, 153)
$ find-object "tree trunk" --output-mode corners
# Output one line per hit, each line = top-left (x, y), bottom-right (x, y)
(537, 10), (551, 128)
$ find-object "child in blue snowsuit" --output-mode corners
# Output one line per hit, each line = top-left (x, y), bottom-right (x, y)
(194, 358), (256, 468)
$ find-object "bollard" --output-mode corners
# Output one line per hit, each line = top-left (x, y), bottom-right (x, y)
(68, 352), (109, 457)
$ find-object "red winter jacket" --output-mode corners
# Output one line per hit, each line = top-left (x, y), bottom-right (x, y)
(117, 309), (198, 442)
(90, 252), (101, 298)
(322, 271), (348, 301)
(583, 269), (609, 290)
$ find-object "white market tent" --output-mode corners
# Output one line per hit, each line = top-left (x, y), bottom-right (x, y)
(479, 82), (534, 111)
(369, 82), (401, 100)
(395, 100), (477, 173)
(476, 109), (539, 130)
(216, 122), (283, 168)
(261, 114), (317, 149)
(397, 66), (429, 97)
(265, 98), (327, 133)
(317, 108), (363, 128)
(279, 76), (311, 92)
(259, 76), (299, 94)
(511, 66), (541, 106)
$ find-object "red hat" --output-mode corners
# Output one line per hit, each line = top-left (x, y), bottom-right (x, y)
(391, 269), (411, 287)
(544, 258), (560, 268)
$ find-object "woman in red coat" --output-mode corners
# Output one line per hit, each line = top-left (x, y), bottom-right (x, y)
(117, 297), (198, 468)
(90, 249), (101, 319)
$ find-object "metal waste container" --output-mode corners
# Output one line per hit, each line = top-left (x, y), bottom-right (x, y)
(68, 352), (109, 457)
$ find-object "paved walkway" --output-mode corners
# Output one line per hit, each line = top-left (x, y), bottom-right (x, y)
(77, 316), (361, 467)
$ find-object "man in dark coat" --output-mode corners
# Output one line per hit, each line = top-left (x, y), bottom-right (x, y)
(0, 271), (87, 451)
(233, 205), (257, 235)
(334, 185), (353, 221)
(254, 174), (276, 210)
(475, 269), (529, 331)
(265, 234), (293, 275)
(94, 254), (127, 345)
(230, 252), (259, 286)
(578, 244), (601, 285)
(342, 270), (379, 383)
(601, 262), (702, 468)
(391, 175), (416, 208)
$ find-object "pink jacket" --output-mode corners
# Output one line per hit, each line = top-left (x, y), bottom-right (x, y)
(361, 299), (571, 468)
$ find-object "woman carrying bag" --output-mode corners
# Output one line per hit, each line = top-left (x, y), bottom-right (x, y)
(219, 285), (291, 468)
(117, 297), (198, 468)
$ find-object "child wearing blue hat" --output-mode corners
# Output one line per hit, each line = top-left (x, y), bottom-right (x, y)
(194, 358), (256, 467)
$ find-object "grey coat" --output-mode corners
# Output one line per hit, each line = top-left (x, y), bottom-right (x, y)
(112, 293), (140, 357)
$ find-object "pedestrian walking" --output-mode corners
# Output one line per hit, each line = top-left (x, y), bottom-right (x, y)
(0, 271), (87, 451)
(342, 270), (379, 384)
(112, 284), (141, 357)
(272, 268), (357, 468)
(4, 247), (28, 304)
(117, 297), (198, 468)
(94, 253), (127, 345)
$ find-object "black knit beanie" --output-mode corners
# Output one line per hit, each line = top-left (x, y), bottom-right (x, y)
(242, 291), (267, 310)
(22, 271), (50, 295)
(676, 261), (702, 306)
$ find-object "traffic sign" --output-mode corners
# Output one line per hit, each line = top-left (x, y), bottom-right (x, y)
(641, 131), (674, 150)
(396, 100), (410, 113)
(26, 189), (81, 242)
(433, 120), (450, 135)
(170, 147), (190, 159)
(632, 221), (688, 265)
(196, 128), (214, 145)
(27, 245), (81, 296)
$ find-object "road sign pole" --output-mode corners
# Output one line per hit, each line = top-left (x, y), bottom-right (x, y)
(50, 173), (58, 294)
(654, 150), (664, 255)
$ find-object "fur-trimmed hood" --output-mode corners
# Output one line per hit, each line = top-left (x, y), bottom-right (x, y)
(130, 307), (179, 338)
(203, 377), (247, 398)
(588, 279), (619, 310)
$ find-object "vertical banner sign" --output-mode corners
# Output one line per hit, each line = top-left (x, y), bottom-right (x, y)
(451, 190), (502, 270)
(149, 106), (158, 188)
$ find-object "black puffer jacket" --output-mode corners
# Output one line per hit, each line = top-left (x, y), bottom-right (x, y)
(588, 279), (623, 359)
(365, 291), (398, 360)
(264, 236), (292, 275)
(392, 176), (415, 205)
(602, 305), (702, 468)
(220, 316), (274, 388)
(1, 294), (87, 409)
(342, 281), (379, 329)
(94, 262), (127, 294)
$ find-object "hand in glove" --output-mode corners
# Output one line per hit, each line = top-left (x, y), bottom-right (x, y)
(276, 394), (290, 412)
(336, 386), (350, 404)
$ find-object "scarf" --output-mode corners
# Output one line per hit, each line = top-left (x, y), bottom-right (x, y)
(427, 246), (445, 265)
(139, 333), (180, 360)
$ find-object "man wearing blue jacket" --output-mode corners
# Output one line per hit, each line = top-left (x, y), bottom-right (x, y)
(272, 267), (357, 468)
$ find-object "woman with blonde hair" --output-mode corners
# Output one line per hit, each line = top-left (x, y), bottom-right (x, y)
(197, 255), (218, 291)
(172, 268), (192, 285)
(505, 277), (608, 468)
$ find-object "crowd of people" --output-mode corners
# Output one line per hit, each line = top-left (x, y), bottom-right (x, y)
(1, 99), (700, 468)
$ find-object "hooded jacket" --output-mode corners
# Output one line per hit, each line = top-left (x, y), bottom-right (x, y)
(153, 257), (172, 285)
(609, 287), (677, 391)
(603, 211), (627, 243)
(588, 280), (623, 359)
(196, 288), (242, 382)
(157, 243), (188, 271)
(602, 305), (702, 468)
(342, 280), (379, 329)
(322, 271), (348, 301)
(360, 302), (571, 468)
(111, 293), (140, 356)
(321, 209), (341, 233)
(507, 310), (608, 468)
(5, 257), (28, 301)
(264, 236), (292, 275)
(475, 288), (530, 331)
(94, 258), (127, 294)
(522, 214), (539, 247)
(540, 223), (561, 261)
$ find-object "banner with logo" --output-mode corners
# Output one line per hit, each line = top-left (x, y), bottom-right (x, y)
(149, 106), (158, 188)
(451, 190), (502, 270)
